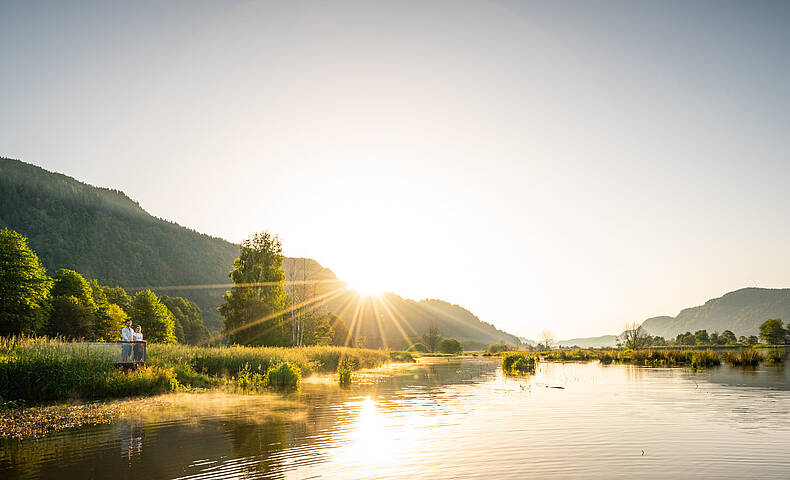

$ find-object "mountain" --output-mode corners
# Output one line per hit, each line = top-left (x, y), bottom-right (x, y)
(641, 288), (790, 339)
(0, 157), (520, 348)
(557, 335), (618, 348)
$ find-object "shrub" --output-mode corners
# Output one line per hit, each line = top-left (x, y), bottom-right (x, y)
(407, 342), (429, 353)
(486, 343), (510, 354)
(264, 362), (301, 389)
(438, 338), (463, 355)
(389, 351), (416, 363)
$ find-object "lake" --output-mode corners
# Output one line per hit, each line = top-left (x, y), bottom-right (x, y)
(2, 357), (790, 479)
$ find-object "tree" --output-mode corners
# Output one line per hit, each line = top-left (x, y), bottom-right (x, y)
(48, 296), (94, 339)
(130, 290), (176, 343)
(303, 313), (334, 346)
(102, 286), (131, 312)
(439, 338), (463, 354)
(160, 295), (210, 345)
(694, 329), (710, 346)
(720, 330), (737, 345)
(675, 331), (696, 346)
(219, 232), (289, 346)
(422, 323), (442, 352)
(709, 332), (720, 345)
(759, 319), (786, 345)
(51, 269), (95, 307)
(329, 313), (352, 346)
(408, 342), (429, 353)
(94, 303), (126, 341)
(746, 335), (759, 345)
(621, 323), (650, 349)
(540, 330), (555, 350)
(0, 228), (52, 336)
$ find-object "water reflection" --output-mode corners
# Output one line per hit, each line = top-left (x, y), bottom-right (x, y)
(2, 358), (790, 480)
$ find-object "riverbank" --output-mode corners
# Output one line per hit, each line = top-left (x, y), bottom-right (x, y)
(0, 337), (403, 405)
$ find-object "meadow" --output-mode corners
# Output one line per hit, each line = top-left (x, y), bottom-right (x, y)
(0, 337), (397, 404)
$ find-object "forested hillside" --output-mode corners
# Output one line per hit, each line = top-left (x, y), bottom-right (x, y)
(0, 157), (238, 329)
(641, 288), (790, 338)
(0, 157), (521, 347)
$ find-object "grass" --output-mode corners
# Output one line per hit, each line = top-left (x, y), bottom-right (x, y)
(0, 337), (392, 404)
(389, 351), (416, 363)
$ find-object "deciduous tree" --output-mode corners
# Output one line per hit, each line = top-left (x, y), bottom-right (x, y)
(0, 229), (51, 336)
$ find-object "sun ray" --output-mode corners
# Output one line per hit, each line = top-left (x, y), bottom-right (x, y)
(378, 294), (420, 338)
(205, 284), (351, 345)
(373, 295), (414, 350)
(369, 297), (389, 350)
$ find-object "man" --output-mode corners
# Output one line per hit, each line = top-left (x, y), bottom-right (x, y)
(121, 319), (134, 362)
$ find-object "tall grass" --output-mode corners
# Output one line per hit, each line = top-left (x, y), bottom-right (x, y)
(0, 338), (391, 404)
(722, 349), (763, 366)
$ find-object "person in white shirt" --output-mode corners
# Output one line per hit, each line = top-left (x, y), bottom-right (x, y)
(133, 325), (145, 362)
(121, 319), (134, 362)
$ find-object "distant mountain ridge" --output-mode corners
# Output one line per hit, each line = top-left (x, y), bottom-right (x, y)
(0, 157), (520, 348)
(641, 288), (790, 339)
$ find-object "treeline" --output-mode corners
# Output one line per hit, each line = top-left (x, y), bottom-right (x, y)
(0, 228), (209, 344)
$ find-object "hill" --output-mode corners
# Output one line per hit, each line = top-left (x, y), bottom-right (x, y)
(641, 288), (790, 338)
(0, 157), (520, 348)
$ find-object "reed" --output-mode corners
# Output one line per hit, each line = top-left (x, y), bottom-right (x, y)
(0, 337), (391, 403)
(766, 349), (785, 364)
(690, 350), (721, 368)
(722, 349), (763, 366)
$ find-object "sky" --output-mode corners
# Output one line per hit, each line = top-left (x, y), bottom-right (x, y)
(2, 0), (790, 340)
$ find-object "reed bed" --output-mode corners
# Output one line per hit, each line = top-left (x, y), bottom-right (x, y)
(0, 337), (391, 404)
(722, 349), (763, 366)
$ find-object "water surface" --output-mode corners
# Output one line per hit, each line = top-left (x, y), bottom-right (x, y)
(3, 358), (790, 479)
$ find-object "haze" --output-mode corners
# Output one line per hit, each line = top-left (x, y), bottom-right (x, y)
(2, 0), (790, 340)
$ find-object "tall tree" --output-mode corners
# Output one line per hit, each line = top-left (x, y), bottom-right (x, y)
(48, 296), (95, 339)
(0, 229), (51, 336)
(759, 319), (786, 345)
(422, 323), (443, 352)
(219, 232), (289, 346)
(130, 290), (177, 343)
(51, 269), (95, 307)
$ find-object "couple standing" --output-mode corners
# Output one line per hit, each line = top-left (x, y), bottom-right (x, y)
(121, 319), (145, 362)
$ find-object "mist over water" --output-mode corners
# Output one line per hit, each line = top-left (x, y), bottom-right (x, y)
(3, 358), (790, 479)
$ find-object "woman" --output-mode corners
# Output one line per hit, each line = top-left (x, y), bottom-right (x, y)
(133, 325), (146, 362)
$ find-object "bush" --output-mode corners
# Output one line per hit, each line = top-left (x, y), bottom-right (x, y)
(502, 352), (537, 375)
(438, 338), (463, 355)
(264, 362), (301, 389)
(486, 343), (510, 354)
(389, 351), (416, 363)
(407, 342), (429, 353)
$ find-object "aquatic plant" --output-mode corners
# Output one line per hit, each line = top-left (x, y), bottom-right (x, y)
(766, 349), (784, 364)
(723, 349), (762, 366)
(690, 350), (721, 368)
(337, 362), (353, 387)
(264, 362), (301, 389)
(502, 352), (537, 375)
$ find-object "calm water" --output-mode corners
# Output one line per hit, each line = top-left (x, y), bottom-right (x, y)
(3, 357), (790, 479)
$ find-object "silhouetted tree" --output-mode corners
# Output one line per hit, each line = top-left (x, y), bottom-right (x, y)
(439, 338), (463, 354)
(622, 323), (650, 349)
(759, 319), (786, 345)
(422, 323), (442, 352)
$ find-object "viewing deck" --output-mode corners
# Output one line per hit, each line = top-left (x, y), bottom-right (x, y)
(86, 341), (147, 366)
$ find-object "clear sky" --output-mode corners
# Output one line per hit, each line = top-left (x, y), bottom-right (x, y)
(2, 1), (790, 340)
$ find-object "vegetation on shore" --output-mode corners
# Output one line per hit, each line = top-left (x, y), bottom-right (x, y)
(0, 337), (391, 404)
